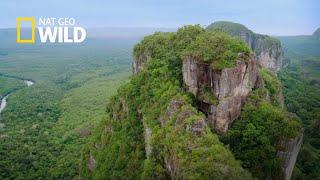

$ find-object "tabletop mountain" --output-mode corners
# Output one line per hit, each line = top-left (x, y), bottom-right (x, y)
(81, 24), (302, 180)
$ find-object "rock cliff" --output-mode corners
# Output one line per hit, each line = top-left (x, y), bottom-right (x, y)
(132, 52), (151, 74)
(207, 21), (283, 72)
(84, 25), (302, 180)
(182, 56), (261, 133)
(277, 133), (303, 180)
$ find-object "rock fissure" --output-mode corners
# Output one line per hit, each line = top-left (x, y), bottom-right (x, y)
(182, 57), (260, 133)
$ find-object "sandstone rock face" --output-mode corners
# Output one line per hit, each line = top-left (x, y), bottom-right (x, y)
(132, 53), (151, 74)
(207, 21), (283, 72)
(183, 56), (261, 133)
(230, 34), (283, 72)
(277, 133), (303, 180)
(254, 36), (283, 72)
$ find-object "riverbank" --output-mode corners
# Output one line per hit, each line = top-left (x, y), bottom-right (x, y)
(0, 80), (35, 114)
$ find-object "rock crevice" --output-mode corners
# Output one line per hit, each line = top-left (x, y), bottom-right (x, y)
(182, 56), (261, 133)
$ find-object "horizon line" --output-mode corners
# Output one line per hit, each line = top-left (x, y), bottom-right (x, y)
(0, 26), (317, 37)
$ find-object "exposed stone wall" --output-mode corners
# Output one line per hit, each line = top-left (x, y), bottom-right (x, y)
(182, 56), (261, 133)
(231, 33), (283, 73)
(254, 36), (283, 72)
(132, 53), (151, 74)
(277, 133), (303, 180)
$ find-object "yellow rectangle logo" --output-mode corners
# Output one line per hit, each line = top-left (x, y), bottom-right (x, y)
(16, 17), (36, 43)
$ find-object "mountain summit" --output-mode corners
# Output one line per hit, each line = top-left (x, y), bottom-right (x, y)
(82, 24), (302, 180)
(207, 21), (283, 72)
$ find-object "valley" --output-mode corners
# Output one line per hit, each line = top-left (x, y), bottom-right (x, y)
(278, 30), (320, 179)
(0, 32), (135, 178)
(0, 78), (34, 114)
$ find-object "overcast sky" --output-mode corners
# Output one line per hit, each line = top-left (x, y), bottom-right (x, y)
(0, 0), (319, 35)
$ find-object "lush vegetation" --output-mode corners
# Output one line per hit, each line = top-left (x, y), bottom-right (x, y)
(260, 68), (282, 106)
(1, 23), (316, 180)
(81, 24), (304, 179)
(206, 21), (253, 37)
(0, 31), (133, 179)
(278, 31), (320, 179)
(207, 21), (303, 179)
(0, 76), (25, 98)
(222, 87), (301, 179)
(280, 67), (320, 179)
(183, 30), (251, 69)
(207, 21), (282, 57)
(134, 25), (251, 70)
(82, 25), (253, 179)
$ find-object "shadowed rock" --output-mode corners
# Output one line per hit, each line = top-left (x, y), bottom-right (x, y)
(183, 56), (261, 133)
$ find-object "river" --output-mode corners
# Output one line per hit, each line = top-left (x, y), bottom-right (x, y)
(0, 80), (35, 114)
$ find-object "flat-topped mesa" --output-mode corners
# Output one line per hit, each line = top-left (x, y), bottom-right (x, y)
(207, 21), (283, 72)
(183, 55), (262, 134)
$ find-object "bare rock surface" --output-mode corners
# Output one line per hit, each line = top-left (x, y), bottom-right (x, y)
(183, 56), (261, 133)
(133, 53), (151, 74)
(277, 133), (303, 180)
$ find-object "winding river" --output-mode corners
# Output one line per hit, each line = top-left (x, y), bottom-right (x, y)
(0, 80), (35, 114)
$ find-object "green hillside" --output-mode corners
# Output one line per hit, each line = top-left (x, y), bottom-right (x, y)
(0, 34), (134, 178)
(278, 28), (320, 179)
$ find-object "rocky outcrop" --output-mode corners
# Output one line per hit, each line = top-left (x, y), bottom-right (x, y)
(161, 99), (207, 136)
(132, 26), (302, 179)
(87, 152), (96, 172)
(254, 35), (283, 72)
(133, 52), (151, 74)
(144, 124), (152, 157)
(207, 21), (283, 72)
(277, 133), (303, 180)
(183, 56), (261, 133)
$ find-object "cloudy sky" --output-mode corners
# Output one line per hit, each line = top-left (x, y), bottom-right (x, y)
(0, 0), (319, 35)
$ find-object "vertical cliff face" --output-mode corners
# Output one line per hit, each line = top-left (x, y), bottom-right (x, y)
(98, 26), (302, 179)
(207, 21), (283, 72)
(132, 52), (151, 74)
(182, 56), (261, 133)
(277, 133), (303, 180)
(254, 35), (283, 72)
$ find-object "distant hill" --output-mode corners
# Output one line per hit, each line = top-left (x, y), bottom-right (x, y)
(0, 27), (176, 57)
(87, 27), (176, 39)
(207, 21), (253, 37)
(277, 27), (320, 57)
(0, 27), (176, 44)
(277, 27), (320, 85)
(312, 28), (320, 40)
(207, 21), (283, 72)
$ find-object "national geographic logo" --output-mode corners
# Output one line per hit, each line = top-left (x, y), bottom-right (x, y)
(16, 17), (35, 43)
(16, 17), (87, 44)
